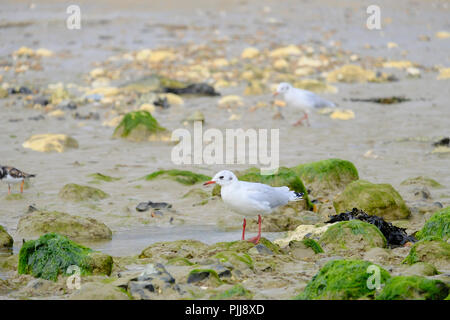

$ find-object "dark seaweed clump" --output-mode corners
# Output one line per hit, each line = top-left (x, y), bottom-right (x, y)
(326, 208), (416, 248)
(163, 83), (221, 96)
(433, 137), (449, 147)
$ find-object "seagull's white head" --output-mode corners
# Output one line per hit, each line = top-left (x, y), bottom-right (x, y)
(274, 82), (292, 96)
(203, 170), (238, 187)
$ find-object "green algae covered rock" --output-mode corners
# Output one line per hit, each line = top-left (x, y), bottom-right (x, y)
(416, 207), (450, 241)
(302, 238), (324, 254)
(87, 173), (121, 183)
(17, 210), (112, 241)
(296, 259), (391, 300)
(400, 176), (444, 188)
(292, 158), (359, 194)
(113, 110), (168, 142)
(18, 233), (113, 281)
(233, 167), (312, 210)
(320, 220), (386, 252)
(69, 282), (130, 300)
(403, 239), (450, 269)
(0, 225), (13, 253)
(59, 183), (109, 201)
(144, 169), (211, 185)
(333, 180), (410, 221)
(211, 284), (253, 300)
(139, 239), (209, 260)
(376, 276), (449, 300)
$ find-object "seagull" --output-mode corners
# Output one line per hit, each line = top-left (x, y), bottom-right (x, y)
(273, 82), (336, 126)
(0, 166), (36, 194)
(203, 170), (303, 244)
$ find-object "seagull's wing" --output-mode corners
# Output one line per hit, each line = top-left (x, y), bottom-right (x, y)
(241, 182), (290, 209)
(303, 90), (336, 108)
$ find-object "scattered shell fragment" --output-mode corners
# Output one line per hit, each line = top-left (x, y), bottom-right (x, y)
(218, 95), (244, 108)
(241, 47), (260, 59)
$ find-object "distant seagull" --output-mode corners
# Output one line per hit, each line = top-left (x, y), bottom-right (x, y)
(0, 166), (36, 194)
(204, 170), (303, 244)
(273, 82), (336, 126)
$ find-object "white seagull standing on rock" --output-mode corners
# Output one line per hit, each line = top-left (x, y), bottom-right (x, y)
(273, 82), (336, 126)
(203, 170), (304, 244)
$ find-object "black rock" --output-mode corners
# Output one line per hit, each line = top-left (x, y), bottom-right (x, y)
(187, 271), (210, 284)
(326, 208), (416, 248)
(153, 97), (170, 109)
(8, 86), (33, 94)
(73, 112), (99, 120)
(33, 96), (50, 106)
(163, 83), (220, 96)
(136, 201), (172, 212)
(433, 137), (449, 147)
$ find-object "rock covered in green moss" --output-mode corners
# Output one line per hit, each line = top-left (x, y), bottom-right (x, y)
(113, 110), (169, 142)
(403, 262), (438, 277)
(17, 210), (112, 241)
(333, 180), (410, 221)
(211, 284), (253, 300)
(376, 276), (449, 300)
(144, 169), (211, 185)
(302, 238), (324, 254)
(59, 183), (109, 201)
(403, 239), (450, 269)
(87, 173), (121, 183)
(69, 282), (130, 300)
(139, 239), (209, 260)
(296, 259), (391, 300)
(400, 176), (444, 188)
(292, 158), (359, 194)
(416, 207), (450, 241)
(0, 225), (13, 253)
(18, 233), (113, 281)
(320, 220), (386, 252)
(187, 268), (223, 286)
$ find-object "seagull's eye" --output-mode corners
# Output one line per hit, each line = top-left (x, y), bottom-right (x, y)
(219, 176), (224, 179)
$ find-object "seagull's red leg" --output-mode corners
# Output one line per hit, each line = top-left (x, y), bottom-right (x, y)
(247, 215), (262, 244)
(293, 113), (308, 126)
(304, 112), (311, 127)
(241, 218), (247, 241)
(20, 180), (24, 193)
(8, 184), (11, 195)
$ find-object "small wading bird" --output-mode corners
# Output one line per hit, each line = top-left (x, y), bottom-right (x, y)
(273, 82), (336, 126)
(203, 170), (303, 244)
(0, 166), (36, 194)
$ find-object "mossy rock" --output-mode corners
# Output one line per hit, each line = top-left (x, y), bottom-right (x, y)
(416, 207), (450, 241)
(211, 284), (253, 300)
(302, 238), (324, 254)
(0, 225), (13, 253)
(166, 257), (195, 266)
(292, 158), (359, 195)
(59, 183), (109, 201)
(403, 239), (450, 269)
(187, 268), (223, 286)
(376, 276), (449, 300)
(139, 239), (209, 259)
(320, 220), (387, 253)
(213, 251), (254, 270)
(403, 262), (438, 277)
(18, 233), (113, 281)
(400, 176), (444, 188)
(333, 180), (410, 221)
(207, 240), (256, 255)
(17, 210), (112, 241)
(144, 169), (211, 185)
(113, 111), (168, 142)
(69, 282), (130, 300)
(296, 259), (391, 300)
(5, 193), (25, 201)
(87, 173), (121, 183)
(215, 167), (312, 210)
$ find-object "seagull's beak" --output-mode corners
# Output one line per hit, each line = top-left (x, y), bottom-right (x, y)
(273, 92), (279, 97)
(203, 181), (216, 186)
